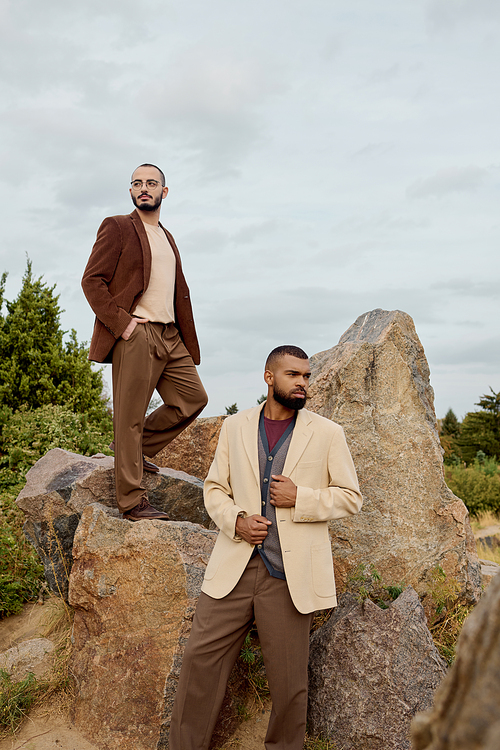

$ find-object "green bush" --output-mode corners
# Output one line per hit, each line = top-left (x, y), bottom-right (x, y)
(445, 459), (500, 516)
(0, 403), (113, 484)
(0, 263), (114, 620)
(0, 403), (113, 617)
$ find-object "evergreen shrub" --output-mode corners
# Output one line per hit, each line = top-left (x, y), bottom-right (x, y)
(445, 458), (500, 516)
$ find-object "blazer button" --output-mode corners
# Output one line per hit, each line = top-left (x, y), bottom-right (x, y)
(257, 544), (262, 549)
(263, 478), (268, 483)
(268, 456), (273, 461)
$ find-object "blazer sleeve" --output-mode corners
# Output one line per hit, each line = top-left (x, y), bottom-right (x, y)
(291, 426), (363, 523)
(204, 419), (247, 542)
(81, 217), (133, 339)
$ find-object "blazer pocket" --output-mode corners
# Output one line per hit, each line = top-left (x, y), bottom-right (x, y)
(297, 460), (321, 468)
(310, 543), (335, 598)
(203, 552), (221, 581)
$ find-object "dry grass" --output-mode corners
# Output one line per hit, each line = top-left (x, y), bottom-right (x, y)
(476, 541), (500, 565)
(426, 566), (474, 665)
(0, 596), (74, 738)
(40, 596), (74, 709)
(470, 510), (500, 532)
(471, 510), (500, 564)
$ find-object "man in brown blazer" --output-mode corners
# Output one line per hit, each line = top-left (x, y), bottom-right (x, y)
(82, 164), (207, 521)
(169, 345), (362, 750)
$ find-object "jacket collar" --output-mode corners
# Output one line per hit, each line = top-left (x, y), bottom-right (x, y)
(241, 404), (313, 486)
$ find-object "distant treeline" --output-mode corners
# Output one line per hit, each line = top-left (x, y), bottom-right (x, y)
(439, 391), (500, 516)
(439, 390), (500, 465)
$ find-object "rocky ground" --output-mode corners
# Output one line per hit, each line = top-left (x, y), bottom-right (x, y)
(2, 518), (499, 750)
(0, 601), (270, 750)
(0, 601), (97, 750)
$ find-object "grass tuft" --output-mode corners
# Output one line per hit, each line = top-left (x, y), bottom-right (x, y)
(346, 563), (405, 609)
(0, 491), (44, 619)
(0, 595), (74, 738)
(0, 669), (48, 736)
(426, 565), (473, 665)
(239, 627), (270, 706)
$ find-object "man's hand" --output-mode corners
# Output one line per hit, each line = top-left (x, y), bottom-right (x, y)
(270, 475), (297, 507)
(121, 317), (149, 340)
(235, 514), (271, 545)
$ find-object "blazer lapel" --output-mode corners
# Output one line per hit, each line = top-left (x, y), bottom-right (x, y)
(283, 409), (313, 477)
(241, 404), (264, 488)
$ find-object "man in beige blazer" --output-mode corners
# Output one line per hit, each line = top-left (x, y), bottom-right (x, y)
(82, 164), (207, 521)
(169, 345), (362, 750)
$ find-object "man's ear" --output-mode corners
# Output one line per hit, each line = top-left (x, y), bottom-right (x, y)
(264, 369), (273, 387)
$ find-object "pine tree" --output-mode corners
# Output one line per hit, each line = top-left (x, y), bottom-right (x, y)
(439, 408), (462, 464)
(457, 388), (500, 463)
(0, 260), (108, 420)
(440, 408), (461, 438)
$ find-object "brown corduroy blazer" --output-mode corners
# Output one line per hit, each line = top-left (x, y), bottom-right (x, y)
(81, 210), (201, 365)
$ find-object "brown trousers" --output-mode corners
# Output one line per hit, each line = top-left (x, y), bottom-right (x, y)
(169, 556), (313, 750)
(111, 322), (207, 512)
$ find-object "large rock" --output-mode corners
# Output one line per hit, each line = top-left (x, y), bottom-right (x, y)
(69, 504), (247, 750)
(412, 572), (500, 750)
(154, 415), (226, 479)
(306, 309), (481, 604)
(0, 638), (55, 682)
(308, 587), (447, 750)
(16, 449), (206, 599)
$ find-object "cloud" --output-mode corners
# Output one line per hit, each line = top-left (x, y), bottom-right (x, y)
(134, 46), (289, 180)
(431, 280), (499, 299)
(320, 33), (343, 62)
(351, 143), (393, 159)
(406, 166), (489, 199)
(427, 335), (500, 366)
(182, 228), (230, 255)
(368, 64), (401, 85)
(426, 0), (500, 33)
(231, 220), (279, 244)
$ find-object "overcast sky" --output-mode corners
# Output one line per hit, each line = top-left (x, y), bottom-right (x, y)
(0, 0), (498, 420)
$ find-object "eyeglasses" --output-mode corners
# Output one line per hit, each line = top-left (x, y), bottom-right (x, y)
(130, 180), (162, 191)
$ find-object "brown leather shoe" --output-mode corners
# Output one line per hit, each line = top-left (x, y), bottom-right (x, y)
(142, 456), (160, 473)
(123, 495), (169, 522)
(108, 442), (160, 474)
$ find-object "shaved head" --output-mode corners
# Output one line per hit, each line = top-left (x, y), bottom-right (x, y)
(131, 163), (166, 186)
(265, 345), (308, 372)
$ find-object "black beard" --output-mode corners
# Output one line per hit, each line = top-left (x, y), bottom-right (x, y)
(272, 384), (307, 411)
(132, 193), (162, 212)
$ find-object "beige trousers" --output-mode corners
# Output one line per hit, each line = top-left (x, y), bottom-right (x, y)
(169, 555), (313, 750)
(111, 322), (207, 512)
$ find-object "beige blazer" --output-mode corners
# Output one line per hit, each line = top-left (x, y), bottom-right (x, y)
(202, 404), (362, 614)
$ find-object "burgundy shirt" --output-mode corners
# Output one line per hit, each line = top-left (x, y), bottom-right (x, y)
(264, 415), (295, 452)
